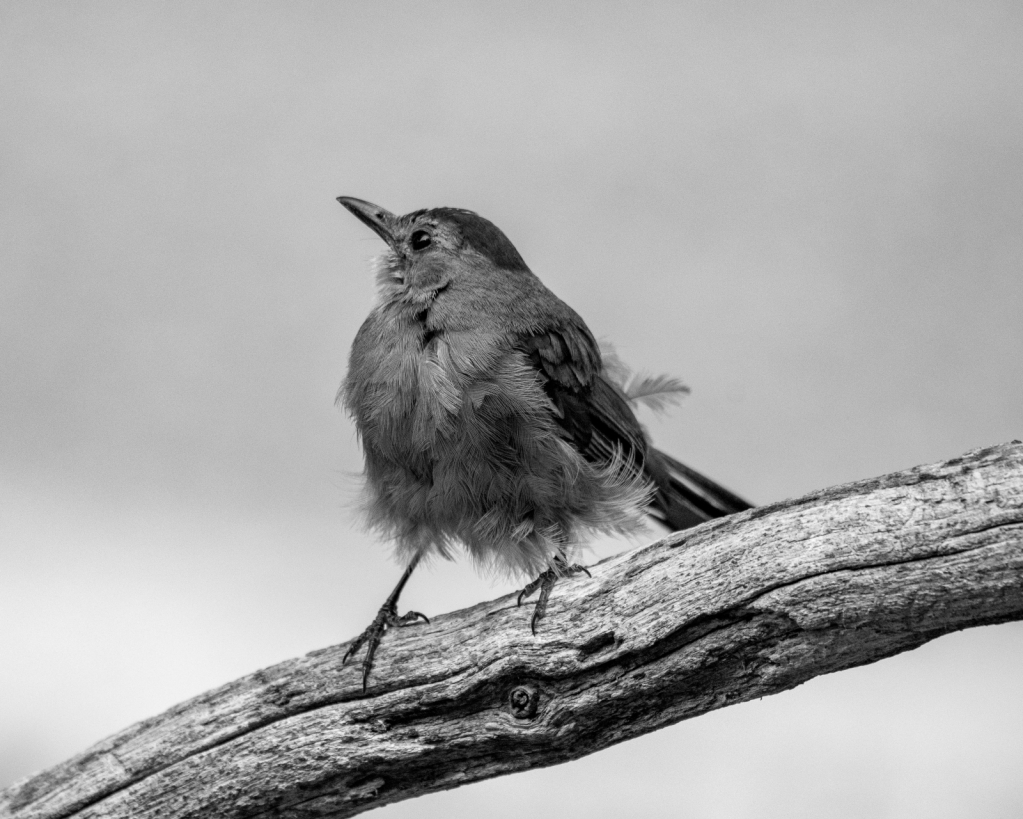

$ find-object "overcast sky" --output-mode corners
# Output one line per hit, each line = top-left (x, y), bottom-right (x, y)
(2, 2), (1022, 817)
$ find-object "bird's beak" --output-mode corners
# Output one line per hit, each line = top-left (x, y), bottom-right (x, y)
(336, 196), (399, 249)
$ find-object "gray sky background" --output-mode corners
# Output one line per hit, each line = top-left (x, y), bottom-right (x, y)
(2, 2), (1021, 817)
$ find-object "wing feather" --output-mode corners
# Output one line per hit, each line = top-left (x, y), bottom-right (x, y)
(517, 322), (647, 470)
(516, 321), (753, 532)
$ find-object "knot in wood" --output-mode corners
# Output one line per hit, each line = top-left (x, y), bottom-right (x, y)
(509, 684), (539, 719)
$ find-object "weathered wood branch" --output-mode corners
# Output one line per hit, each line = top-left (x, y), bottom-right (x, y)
(4, 442), (1023, 819)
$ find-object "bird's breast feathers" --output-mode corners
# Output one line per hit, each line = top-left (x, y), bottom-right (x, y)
(346, 312), (552, 462)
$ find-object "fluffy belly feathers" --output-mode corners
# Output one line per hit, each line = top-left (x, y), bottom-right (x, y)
(351, 331), (648, 575)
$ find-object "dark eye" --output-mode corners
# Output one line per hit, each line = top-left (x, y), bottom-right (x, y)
(410, 229), (432, 251)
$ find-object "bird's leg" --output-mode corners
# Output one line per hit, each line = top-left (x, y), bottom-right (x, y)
(342, 553), (429, 691)
(517, 551), (591, 635)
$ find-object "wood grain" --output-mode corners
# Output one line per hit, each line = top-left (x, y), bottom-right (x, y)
(4, 441), (1022, 819)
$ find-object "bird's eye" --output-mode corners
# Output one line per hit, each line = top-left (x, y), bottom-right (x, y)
(410, 229), (432, 251)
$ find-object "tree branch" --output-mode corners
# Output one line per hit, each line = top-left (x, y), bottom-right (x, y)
(4, 442), (1023, 819)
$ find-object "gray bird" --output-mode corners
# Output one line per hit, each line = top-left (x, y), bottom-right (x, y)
(337, 197), (751, 688)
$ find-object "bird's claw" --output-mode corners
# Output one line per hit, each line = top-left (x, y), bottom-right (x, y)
(343, 604), (430, 691)
(517, 560), (592, 635)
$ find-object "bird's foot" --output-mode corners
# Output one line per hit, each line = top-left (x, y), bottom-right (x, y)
(342, 602), (429, 691)
(517, 559), (591, 635)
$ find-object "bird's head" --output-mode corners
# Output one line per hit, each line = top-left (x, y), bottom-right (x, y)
(337, 197), (534, 311)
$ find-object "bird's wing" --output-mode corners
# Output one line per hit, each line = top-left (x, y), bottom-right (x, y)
(517, 322), (754, 532)
(517, 323), (648, 469)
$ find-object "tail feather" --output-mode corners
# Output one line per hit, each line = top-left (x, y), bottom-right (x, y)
(645, 448), (753, 531)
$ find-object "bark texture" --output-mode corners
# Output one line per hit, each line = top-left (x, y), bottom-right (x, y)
(3, 441), (1022, 819)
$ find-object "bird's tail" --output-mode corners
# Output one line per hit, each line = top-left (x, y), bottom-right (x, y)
(644, 448), (753, 531)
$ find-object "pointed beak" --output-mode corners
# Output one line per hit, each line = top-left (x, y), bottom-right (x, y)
(336, 196), (399, 248)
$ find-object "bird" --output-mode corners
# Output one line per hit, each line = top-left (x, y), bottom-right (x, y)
(336, 196), (752, 689)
